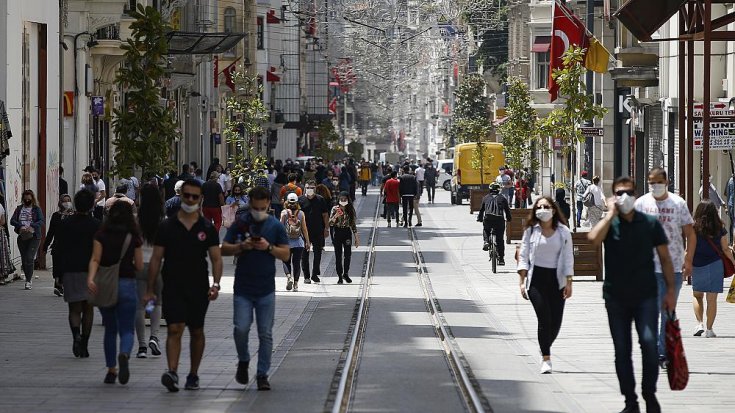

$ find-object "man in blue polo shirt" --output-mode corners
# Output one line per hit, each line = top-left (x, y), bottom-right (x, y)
(221, 186), (290, 391)
(589, 176), (676, 413)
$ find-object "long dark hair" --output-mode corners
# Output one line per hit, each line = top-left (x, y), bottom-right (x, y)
(338, 191), (356, 223)
(693, 200), (723, 237)
(138, 182), (163, 244)
(102, 201), (140, 237)
(525, 196), (568, 229)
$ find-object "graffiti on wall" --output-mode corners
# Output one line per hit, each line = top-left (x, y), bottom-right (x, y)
(47, 150), (59, 203)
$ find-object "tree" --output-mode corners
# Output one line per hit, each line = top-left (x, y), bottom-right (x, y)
(498, 76), (538, 172)
(347, 140), (365, 160)
(224, 71), (269, 191)
(112, 5), (178, 178)
(538, 46), (607, 230)
(314, 121), (342, 161)
(449, 74), (492, 145)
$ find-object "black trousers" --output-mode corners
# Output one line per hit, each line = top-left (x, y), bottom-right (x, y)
(482, 218), (506, 257)
(426, 183), (436, 202)
(360, 180), (369, 196)
(302, 245), (323, 278)
(401, 196), (414, 224)
(528, 266), (566, 356)
(333, 227), (353, 277)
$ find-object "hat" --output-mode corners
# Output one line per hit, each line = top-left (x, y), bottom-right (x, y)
(286, 193), (298, 203)
(581, 171), (588, 177)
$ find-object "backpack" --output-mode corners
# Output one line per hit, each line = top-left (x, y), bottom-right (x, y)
(285, 209), (303, 239)
(484, 195), (503, 218)
(583, 190), (595, 207)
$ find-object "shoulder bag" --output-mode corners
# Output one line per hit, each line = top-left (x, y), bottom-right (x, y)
(89, 233), (132, 308)
(704, 236), (735, 278)
(665, 311), (689, 390)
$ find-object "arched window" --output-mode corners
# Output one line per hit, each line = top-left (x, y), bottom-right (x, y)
(224, 7), (236, 33)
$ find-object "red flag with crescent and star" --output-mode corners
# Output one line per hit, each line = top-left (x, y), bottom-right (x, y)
(549, 0), (588, 102)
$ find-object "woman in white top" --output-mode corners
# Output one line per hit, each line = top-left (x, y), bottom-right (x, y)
(583, 176), (606, 227)
(517, 196), (574, 374)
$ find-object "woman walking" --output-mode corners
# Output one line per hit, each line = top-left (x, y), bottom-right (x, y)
(329, 192), (360, 284)
(44, 194), (75, 296)
(583, 176), (606, 227)
(80, 172), (98, 194)
(0, 196), (16, 285)
(226, 184), (248, 207)
(55, 190), (100, 357)
(87, 202), (143, 384)
(10, 190), (45, 290)
(281, 193), (310, 292)
(517, 196), (574, 374)
(690, 201), (733, 338)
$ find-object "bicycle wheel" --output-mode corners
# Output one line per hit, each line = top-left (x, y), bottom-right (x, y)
(490, 244), (497, 274)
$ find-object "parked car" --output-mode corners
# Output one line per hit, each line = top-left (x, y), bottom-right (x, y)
(436, 159), (453, 191)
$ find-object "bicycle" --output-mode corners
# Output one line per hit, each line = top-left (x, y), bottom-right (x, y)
(488, 228), (498, 274)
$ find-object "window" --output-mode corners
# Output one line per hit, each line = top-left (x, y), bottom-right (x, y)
(257, 17), (264, 50)
(224, 8), (236, 57)
(535, 51), (550, 90)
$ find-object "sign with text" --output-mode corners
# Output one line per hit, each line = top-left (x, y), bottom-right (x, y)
(693, 120), (735, 150)
(579, 127), (604, 137)
(693, 102), (735, 118)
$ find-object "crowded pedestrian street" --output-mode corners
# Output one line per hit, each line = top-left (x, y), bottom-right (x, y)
(1, 189), (732, 413)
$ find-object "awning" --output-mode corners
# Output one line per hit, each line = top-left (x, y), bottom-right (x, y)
(614, 0), (687, 42)
(531, 36), (551, 53)
(166, 31), (246, 55)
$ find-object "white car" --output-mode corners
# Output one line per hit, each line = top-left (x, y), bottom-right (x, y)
(436, 159), (453, 191)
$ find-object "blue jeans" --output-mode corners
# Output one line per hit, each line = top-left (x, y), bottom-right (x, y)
(576, 200), (584, 226)
(233, 292), (275, 377)
(655, 272), (682, 358)
(99, 278), (138, 368)
(605, 296), (659, 403)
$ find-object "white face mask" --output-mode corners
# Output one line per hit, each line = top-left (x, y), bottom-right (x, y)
(251, 210), (269, 222)
(616, 193), (636, 214)
(339, 200), (348, 207)
(649, 183), (667, 198)
(535, 208), (553, 222)
(305, 188), (315, 197)
(180, 203), (199, 214)
(62, 202), (73, 210)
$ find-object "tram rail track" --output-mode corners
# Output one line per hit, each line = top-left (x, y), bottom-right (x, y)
(327, 197), (492, 413)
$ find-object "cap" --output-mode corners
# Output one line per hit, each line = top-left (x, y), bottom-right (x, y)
(286, 193), (298, 203)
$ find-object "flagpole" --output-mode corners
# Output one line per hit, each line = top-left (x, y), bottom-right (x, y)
(584, 0), (595, 176)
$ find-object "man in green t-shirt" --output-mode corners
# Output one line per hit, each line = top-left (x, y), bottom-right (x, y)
(588, 176), (675, 413)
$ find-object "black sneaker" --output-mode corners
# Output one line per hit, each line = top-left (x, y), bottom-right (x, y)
(185, 374), (200, 390)
(498, 260), (505, 266)
(643, 394), (661, 413)
(343, 275), (352, 284)
(304, 277), (311, 284)
(482, 243), (489, 251)
(149, 336), (161, 356)
(235, 361), (249, 385)
(415, 222), (422, 227)
(337, 277), (344, 285)
(104, 371), (117, 384)
(311, 274), (321, 283)
(257, 376), (271, 391)
(658, 356), (668, 369)
(161, 370), (180, 392)
(136, 346), (148, 358)
(117, 354), (130, 385)
(54, 287), (63, 297)
(619, 403), (640, 413)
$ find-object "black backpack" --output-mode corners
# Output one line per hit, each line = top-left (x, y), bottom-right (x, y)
(484, 195), (503, 218)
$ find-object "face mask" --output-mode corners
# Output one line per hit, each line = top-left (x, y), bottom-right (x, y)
(234, 193), (242, 197)
(180, 203), (199, 213)
(535, 208), (553, 222)
(616, 193), (636, 214)
(339, 200), (348, 207)
(305, 188), (315, 197)
(251, 210), (269, 222)
(649, 183), (667, 198)
(62, 202), (73, 210)
(332, 181), (339, 186)
(23, 199), (32, 206)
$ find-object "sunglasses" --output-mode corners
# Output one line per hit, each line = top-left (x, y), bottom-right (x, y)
(614, 190), (635, 196)
(537, 205), (553, 210)
(182, 193), (201, 200)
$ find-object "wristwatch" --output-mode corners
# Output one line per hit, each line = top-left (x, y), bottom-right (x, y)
(212, 283), (221, 291)
(267, 244), (274, 253)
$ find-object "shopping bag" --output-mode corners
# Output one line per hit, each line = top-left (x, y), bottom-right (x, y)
(222, 205), (236, 228)
(727, 276), (735, 303)
(665, 311), (689, 391)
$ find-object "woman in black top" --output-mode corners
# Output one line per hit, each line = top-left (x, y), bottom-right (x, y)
(329, 192), (360, 284)
(55, 190), (101, 358)
(87, 201), (143, 385)
(44, 194), (74, 297)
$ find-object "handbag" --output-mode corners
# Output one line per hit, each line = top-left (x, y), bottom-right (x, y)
(665, 311), (689, 391)
(88, 233), (132, 308)
(704, 237), (735, 278)
(727, 276), (735, 303)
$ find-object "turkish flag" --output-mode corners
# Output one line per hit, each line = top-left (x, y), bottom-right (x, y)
(213, 56), (219, 88)
(222, 61), (237, 92)
(549, 1), (587, 102)
(328, 97), (337, 114)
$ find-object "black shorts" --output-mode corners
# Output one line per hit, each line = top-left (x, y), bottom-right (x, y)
(162, 288), (209, 329)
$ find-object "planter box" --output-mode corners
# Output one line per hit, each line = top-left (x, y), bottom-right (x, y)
(469, 189), (490, 213)
(506, 208), (532, 243)
(572, 232), (603, 281)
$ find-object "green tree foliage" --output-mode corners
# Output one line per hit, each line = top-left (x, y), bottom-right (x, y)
(224, 72), (269, 190)
(112, 5), (178, 178)
(498, 76), (538, 171)
(347, 140), (365, 160)
(314, 121), (342, 161)
(449, 74), (492, 145)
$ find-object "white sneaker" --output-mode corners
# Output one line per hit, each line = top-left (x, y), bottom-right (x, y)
(705, 329), (717, 338)
(293, 281), (299, 292)
(286, 275), (293, 291)
(694, 323), (705, 336)
(540, 360), (552, 374)
(24, 282), (31, 290)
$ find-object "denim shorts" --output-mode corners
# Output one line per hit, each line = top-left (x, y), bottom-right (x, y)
(692, 260), (724, 293)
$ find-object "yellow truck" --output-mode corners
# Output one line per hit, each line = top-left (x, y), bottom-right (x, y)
(450, 142), (505, 205)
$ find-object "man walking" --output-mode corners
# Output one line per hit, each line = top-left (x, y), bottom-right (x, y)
(383, 171), (400, 227)
(575, 171), (591, 227)
(588, 176), (675, 413)
(415, 161), (426, 197)
(398, 166), (418, 227)
(299, 180), (330, 283)
(221, 187), (290, 391)
(477, 183), (511, 265)
(202, 171), (225, 232)
(634, 168), (694, 367)
(424, 160), (438, 203)
(146, 179), (223, 392)
(495, 166), (512, 204)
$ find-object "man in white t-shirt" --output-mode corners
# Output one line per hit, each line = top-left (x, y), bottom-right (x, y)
(634, 167), (695, 367)
(414, 163), (426, 196)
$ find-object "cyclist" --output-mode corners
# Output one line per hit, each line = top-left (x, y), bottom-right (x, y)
(477, 183), (512, 265)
